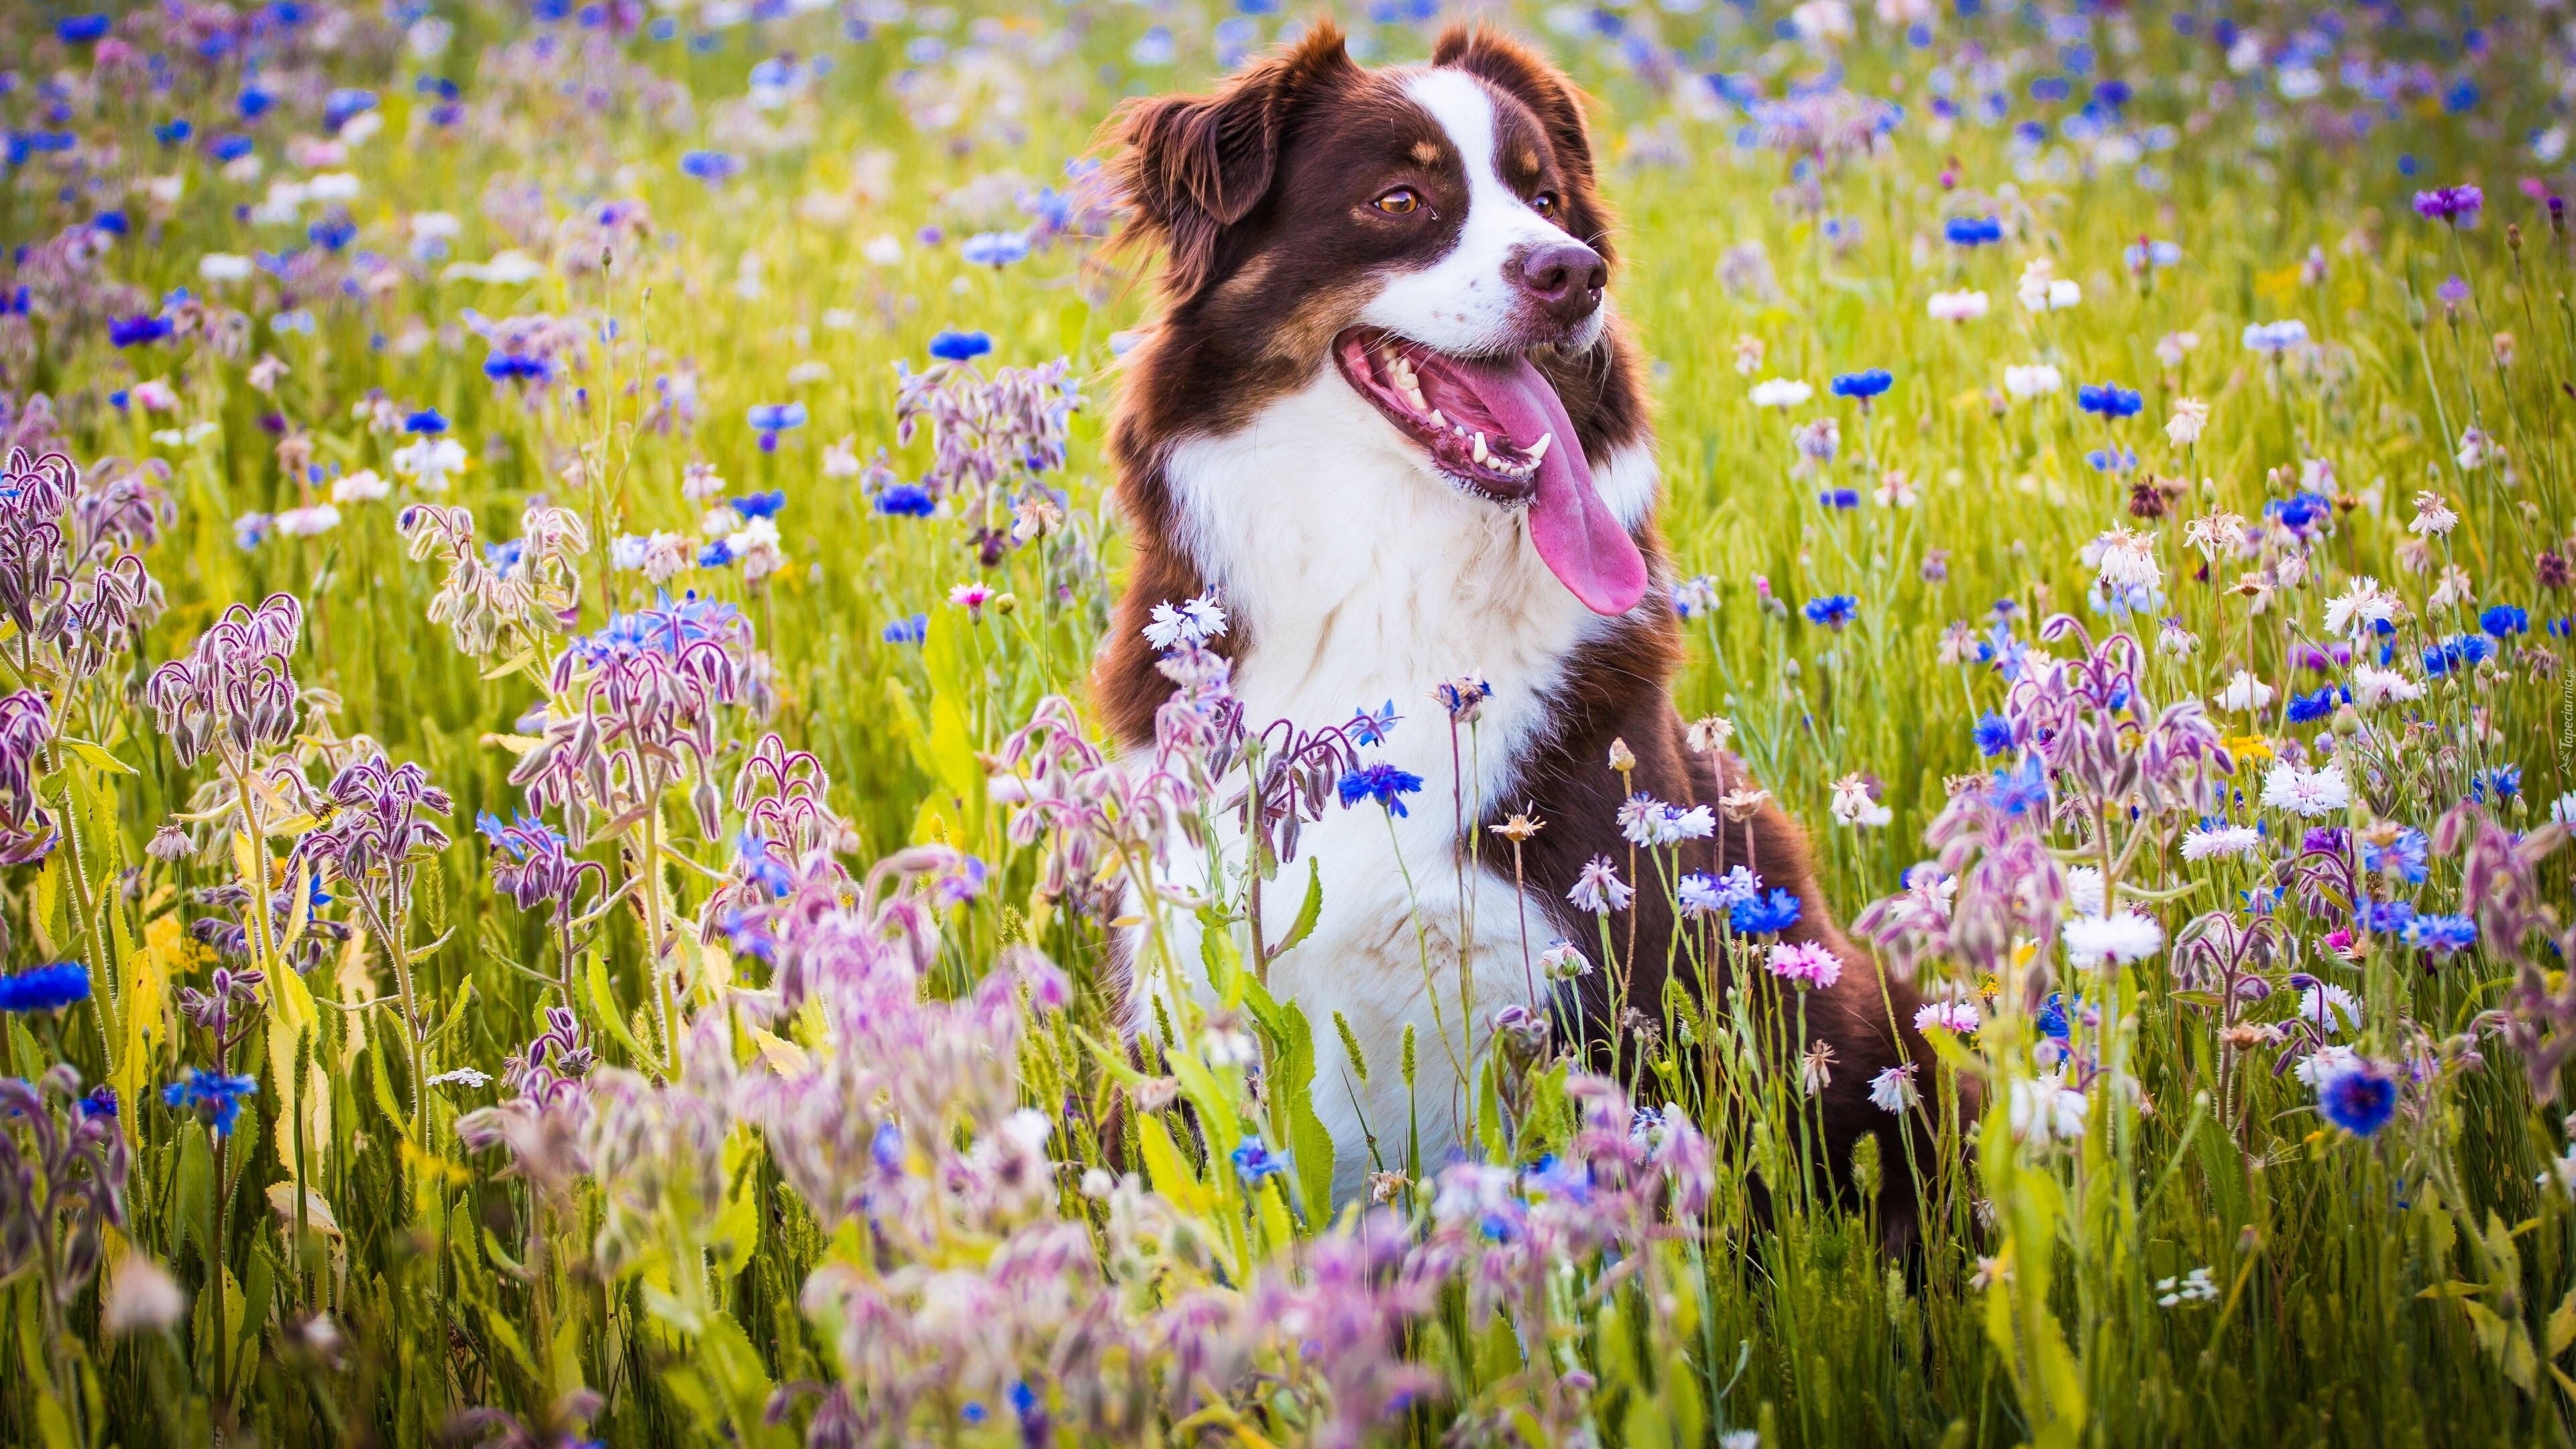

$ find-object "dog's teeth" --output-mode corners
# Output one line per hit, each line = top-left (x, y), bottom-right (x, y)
(1471, 431), (1489, 464)
(1424, 409), (1445, 429)
(1403, 386), (1428, 412)
(1524, 432), (1551, 464)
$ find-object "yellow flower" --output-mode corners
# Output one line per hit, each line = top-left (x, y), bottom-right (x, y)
(2225, 733), (2276, 762)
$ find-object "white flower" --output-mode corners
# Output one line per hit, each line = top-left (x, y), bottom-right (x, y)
(306, 171), (361, 201)
(1143, 592), (1227, 651)
(2294, 1043), (2359, 1087)
(1869, 1064), (1921, 1114)
(822, 439), (862, 478)
(1927, 288), (1990, 321)
(2064, 909), (2164, 967)
(2155, 1267), (2219, 1306)
(426, 1067), (490, 1089)
(642, 532), (695, 584)
(2349, 665), (2422, 708)
(2180, 824), (2261, 861)
(103, 1256), (187, 1336)
(331, 469), (389, 504)
(1749, 378), (1813, 409)
(1568, 855), (1634, 914)
(409, 211), (461, 240)
(2429, 564), (2477, 612)
(2009, 1073), (2090, 1144)
(390, 437), (469, 492)
(2165, 396), (2209, 447)
(862, 233), (905, 266)
(1829, 773), (1891, 828)
(728, 517), (788, 582)
(2084, 525), (2162, 594)
(1540, 939), (1592, 981)
(2455, 427), (2496, 472)
(2300, 981), (2361, 1036)
(2261, 760), (2351, 818)
(1915, 999), (1980, 1034)
(274, 504), (341, 538)
(610, 533), (651, 572)
(1872, 470), (1917, 506)
(2153, 331), (2201, 367)
(2549, 792), (2576, 827)
(2156, 620), (2200, 656)
(199, 252), (255, 282)
(2003, 363), (2063, 398)
(1789, 0), (1854, 43)
(441, 250), (549, 284)
(2215, 670), (2275, 713)
(2408, 490), (2458, 538)
(2322, 577), (2396, 638)
(2016, 259), (2080, 311)
(2065, 865), (2107, 918)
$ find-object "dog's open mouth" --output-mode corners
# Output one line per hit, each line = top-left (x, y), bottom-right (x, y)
(1331, 325), (1648, 616)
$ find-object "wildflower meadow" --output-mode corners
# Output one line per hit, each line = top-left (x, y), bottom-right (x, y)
(2, 0), (2573, 1444)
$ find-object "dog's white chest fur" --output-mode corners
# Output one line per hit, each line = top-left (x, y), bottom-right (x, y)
(1131, 369), (1655, 1193)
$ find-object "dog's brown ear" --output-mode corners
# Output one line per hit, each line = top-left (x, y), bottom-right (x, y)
(1431, 22), (1614, 264)
(1105, 21), (1359, 300)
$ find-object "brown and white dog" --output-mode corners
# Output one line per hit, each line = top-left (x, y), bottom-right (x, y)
(1093, 21), (1940, 1232)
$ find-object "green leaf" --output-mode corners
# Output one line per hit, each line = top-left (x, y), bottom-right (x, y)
(587, 951), (649, 1063)
(1276, 857), (1324, 955)
(55, 736), (136, 775)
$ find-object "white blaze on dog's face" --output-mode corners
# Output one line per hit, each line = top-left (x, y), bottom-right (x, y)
(1360, 67), (1611, 359)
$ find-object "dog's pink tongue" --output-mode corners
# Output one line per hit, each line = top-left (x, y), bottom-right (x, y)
(1456, 354), (1648, 616)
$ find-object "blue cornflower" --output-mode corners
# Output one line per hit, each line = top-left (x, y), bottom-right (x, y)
(1337, 763), (1424, 816)
(2362, 900), (2417, 935)
(324, 89), (378, 130)
(2404, 912), (2479, 957)
(2318, 1060), (2397, 1136)
(2480, 604), (2529, 639)
(2471, 765), (2521, 804)
(2034, 993), (2070, 1041)
(238, 86), (274, 119)
(209, 133), (256, 163)
(730, 490), (787, 520)
(0, 962), (91, 1013)
(57, 15), (112, 42)
(2361, 828), (2429, 884)
(1803, 594), (1858, 629)
(308, 215), (357, 252)
(2085, 447), (2138, 474)
(2284, 685), (2349, 724)
(697, 538), (735, 568)
(1973, 712), (2015, 757)
(1830, 368), (1893, 399)
(746, 401), (806, 452)
(928, 329), (993, 362)
(2422, 634), (2492, 676)
(1728, 888), (1803, 936)
(871, 1118), (905, 1173)
(1989, 753), (2051, 816)
(484, 353), (551, 383)
(1944, 215), (2003, 246)
(403, 409), (447, 434)
(882, 614), (927, 644)
(1347, 700), (1400, 746)
(164, 1069), (259, 1136)
(91, 211), (128, 236)
(960, 231), (1031, 267)
(1230, 1136), (1289, 1181)
(154, 119), (193, 146)
(678, 150), (742, 184)
(109, 314), (171, 347)
(2076, 383), (2143, 417)
(875, 485), (935, 517)
(1817, 487), (1860, 509)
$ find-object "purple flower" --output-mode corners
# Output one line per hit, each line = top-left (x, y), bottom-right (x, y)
(2411, 184), (2483, 222)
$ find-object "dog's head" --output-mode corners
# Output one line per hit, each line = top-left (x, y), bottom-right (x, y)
(1106, 21), (1648, 616)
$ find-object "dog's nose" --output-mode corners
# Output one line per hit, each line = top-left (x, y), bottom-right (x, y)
(1514, 240), (1607, 323)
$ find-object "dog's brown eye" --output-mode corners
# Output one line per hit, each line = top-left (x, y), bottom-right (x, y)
(1373, 188), (1422, 215)
(1532, 192), (1559, 217)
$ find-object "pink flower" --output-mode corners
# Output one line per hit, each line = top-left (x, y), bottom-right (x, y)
(1767, 940), (1842, 989)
